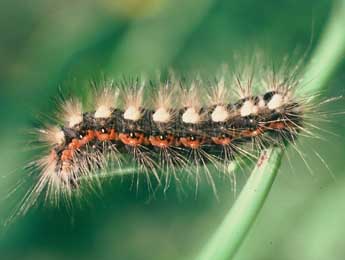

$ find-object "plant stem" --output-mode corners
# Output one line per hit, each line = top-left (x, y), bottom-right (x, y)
(300, 0), (345, 95)
(197, 147), (283, 260)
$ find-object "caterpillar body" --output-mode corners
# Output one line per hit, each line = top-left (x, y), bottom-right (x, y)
(16, 65), (325, 217)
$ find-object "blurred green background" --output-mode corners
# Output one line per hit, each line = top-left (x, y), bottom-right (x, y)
(1, 0), (345, 259)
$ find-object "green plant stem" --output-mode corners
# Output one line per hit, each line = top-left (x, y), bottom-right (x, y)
(197, 1), (345, 259)
(301, 0), (345, 95)
(197, 147), (283, 260)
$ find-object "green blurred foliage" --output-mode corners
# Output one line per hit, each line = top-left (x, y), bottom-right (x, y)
(0, 0), (345, 259)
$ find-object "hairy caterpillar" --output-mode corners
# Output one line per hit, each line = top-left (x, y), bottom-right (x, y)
(12, 61), (337, 219)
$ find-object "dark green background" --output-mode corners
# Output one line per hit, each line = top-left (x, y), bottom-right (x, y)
(1, 0), (345, 259)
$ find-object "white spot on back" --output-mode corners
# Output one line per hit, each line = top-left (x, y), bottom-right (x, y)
(267, 94), (283, 110)
(123, 84), (145, 122)
(211, 105), (229, 122)
(252, 104), (259, 114)
(68, 115), (83, 128)
(283, 91), (292, 103)
(240, 100), (258, 117)
(182, 107), (200, 124)
(153, 107), (171, 123)
(123, 106), (141, 121)
(95, 105), (112, 118)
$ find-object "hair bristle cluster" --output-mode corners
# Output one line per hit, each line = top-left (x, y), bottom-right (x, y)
(17, 64), (327, 216)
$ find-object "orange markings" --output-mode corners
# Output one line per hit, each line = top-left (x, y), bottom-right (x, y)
(108, 129), (118, 140)
(67, 130), (95, 150)
(62, 130), (96, 162)
(240, 127), (263, 138)
(95, 128), (118, 142)
(212, 136), (232, 145)
(60, 128), (120, 162)
(79, 130), (95, 146)
(68, 139), (80, 150)
(180, 136), (205, 149)
(268, 121), (287, 129)
(119, 132), (145, 147)
(61, 149), (74, 161)
(149, 134), (175, 148)
(58, 120), (295, 163)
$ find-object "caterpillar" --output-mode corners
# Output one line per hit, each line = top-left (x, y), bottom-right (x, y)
(13, 62), (335, 218)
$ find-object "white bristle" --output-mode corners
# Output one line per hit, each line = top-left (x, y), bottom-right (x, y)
(208, 78), (229, 105)
(284, 91), (293, 103)
(62, 100), (83, 128)
(39, 126), (65, 146)
(94, 88), (119, 119)
(182, 82), (201, 109)
(123, 84), (144, 121)
(152, 83), (176, 123)
(52, 129), (65, 145)
(181, 82), (202, 124)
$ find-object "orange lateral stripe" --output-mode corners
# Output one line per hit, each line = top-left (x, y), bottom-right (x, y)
(95, 129), (118, 142)
(149, 134), (175, 148)
(239, 127), (263, 138)
(268, 121), (288, 130)
(119, 132), (145, 147)
(61, 149), (74, 161)
(211, 136), (232, 145)
(179, 136), (204, 149)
